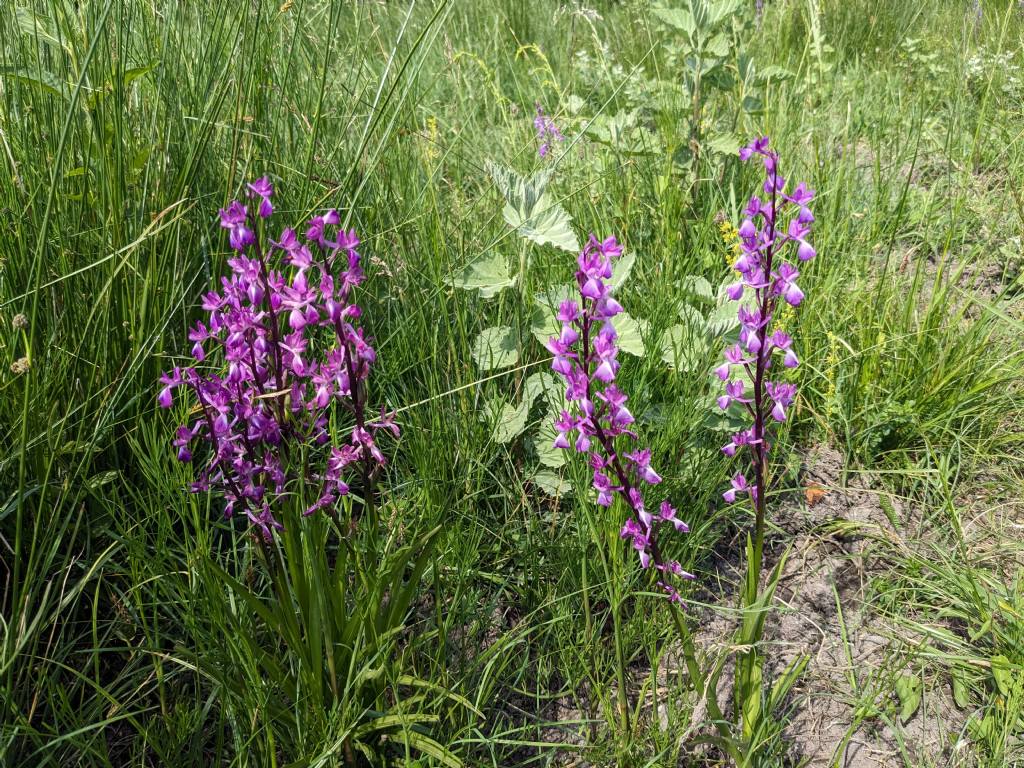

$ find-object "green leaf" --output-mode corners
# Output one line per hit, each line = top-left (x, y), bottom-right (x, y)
(705, 299), (740, 338)
(653, 7), (696, 37)
(123, 62), (157, 87)
(449, 253), (514, 298)
(968, 713), (998, 741)
(661, 304), (707, 372)
(895, 675), (922, 723)
(739, 655), (763, 741)
(704, 33), (731, 58)
(531, 470), (572, 497)
(661, 326), (707, 372)
(487, 162), (579, 252)
(530, 304), (559, 346)
(534, 420), (566, 468)
(702, 400), (748, 432)
(609, 251), (636, 290)
(614, 312), (647, 357)
(395, 675), (484, 718)
(530, 285), (576, 344)
(523, 371), (559, 410)
(86, 470), (120, 490)
(706, 0), (744, 25)
(585, 111), (659, 155)
(768, 655), (809, 712)
(681, 275), (714, 302)
(756, 65), (795, 83)
(564, 94), (585, 114)
(991, 655), (1013, 696)
(390, 732), (463, 768)
(471, 326), (519, 370)
(14, 8), (64, 51)
(488, 399), (531, 444)
(705, 132), (741, 156)
(678, 302), (704, 326)
(131, 146), (152, 174)
(951, 668), (970, 709)
(0, 67), (68, 100)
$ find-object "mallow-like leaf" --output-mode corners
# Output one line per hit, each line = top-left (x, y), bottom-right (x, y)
(488, 400), (531, 444)
(534, 421), (567, 468)
(530, 285), (577, 344)
(449, 253), (515, 298)
(484, 372), (561, 444)
(531, 469), (572, 497)
(609, 251), (636, 290)
(660, 304), (707, 372)
(681, 275), (715, 302)
(487, 161), (580, 252)
(614, 312), (647, 357)
(472, 326), (519, 370)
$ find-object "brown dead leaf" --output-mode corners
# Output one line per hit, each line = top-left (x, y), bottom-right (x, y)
(804, 484), (827, 507)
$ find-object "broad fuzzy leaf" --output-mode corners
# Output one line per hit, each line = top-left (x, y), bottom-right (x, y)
(530, 285), (576, 344)
(609, 251), (636, 290)
(489, 400), (531, 444)
(534, 420), (567, 468)
(614, 312), (647, 357)
(450, 253), (514, 298)
(661, 305), (708, 372)
(531, 470), (572, 497)
(681, 275), (714, 302)
(487, 162), (579, 252)
(472, 326), (519, 370)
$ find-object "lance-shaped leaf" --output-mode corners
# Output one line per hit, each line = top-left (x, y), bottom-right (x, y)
(0, 67), (68, 101)
(14, 7), (65, 52)
(487, 161), (579, 252)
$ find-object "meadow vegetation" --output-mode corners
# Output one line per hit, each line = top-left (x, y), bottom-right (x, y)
(1, 0), (1023, 765)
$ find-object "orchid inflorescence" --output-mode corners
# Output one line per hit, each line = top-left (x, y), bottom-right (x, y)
(717, 136), (815, 507)
(534, 104), (564, 158)
(158, 178), (397, 540)
(548, 235), (693, 603)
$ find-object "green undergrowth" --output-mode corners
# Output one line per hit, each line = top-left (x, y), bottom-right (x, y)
(1, 0), (1023, 765)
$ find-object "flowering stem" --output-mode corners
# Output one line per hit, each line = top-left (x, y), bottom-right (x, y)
(582, 315), (631, 742)
(338, 318), (376, 529)
(550, 234), (698, 751)
(718, 137), (816, 747)
(160, 181), (397, 541)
